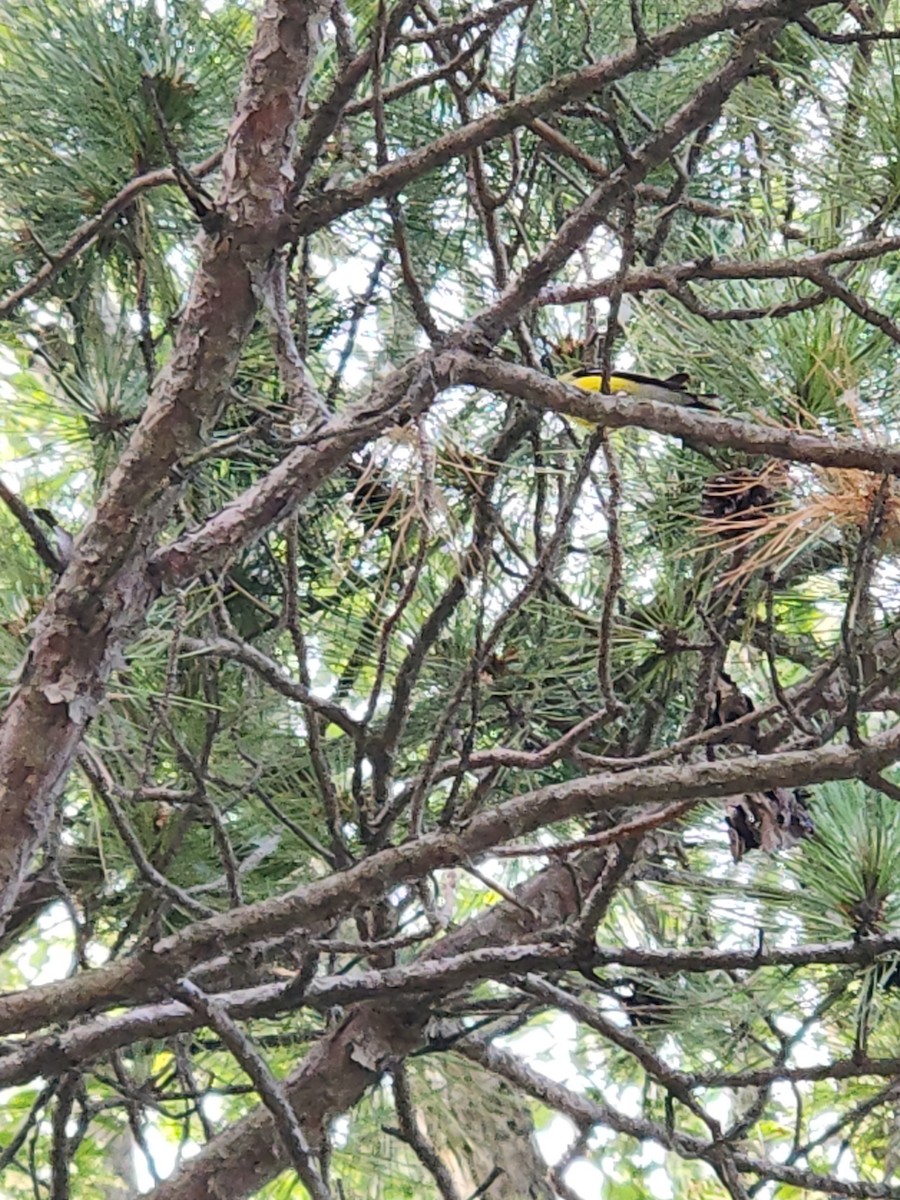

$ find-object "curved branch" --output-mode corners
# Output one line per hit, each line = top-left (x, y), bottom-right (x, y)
(2, 729), (900, 1038)
(290, 0), (830, 240)
(0, 0), (331, 931)
(450, 354), (900, 474)
(0, 151), (222, 319)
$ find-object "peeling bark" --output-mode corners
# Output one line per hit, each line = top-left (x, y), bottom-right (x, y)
(0, 0), (330, 929)
(2, 733), (897, 1038)
(144, 846), (616, 1200)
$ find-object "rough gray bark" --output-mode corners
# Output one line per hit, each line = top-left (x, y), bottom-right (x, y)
(0, 0), (331, 928)
(144, 844), (619, 1200)
(0, 0), (834, 945)
(3, 731), (898, 1039)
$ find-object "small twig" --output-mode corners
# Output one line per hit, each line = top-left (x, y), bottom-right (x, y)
(398, 0), (528, 46)
(326, 249), (390, 402)
(0, 480), (62, 572)
(345, 30), (492, 117)
(141, 75), (218, 224)
(149, 698), (244, 907)
(492, 799), (698, 860)
(363, 422), (435, 732)
(50, 1073), (79, 1200)
(284, 518), (352, 864)
(802, 265), (900, 345)
(797, 14), (900, 42)
(79, 749), (216, 919)
(0, 1081), (58, 1172)
(0, 149), (222, 318)
(412, 438), (601, 835)
(461, 859), (538, 918)
(180, 635), (361, 739)
(465, 1166), (506, 1199)
(521, 973), (714, 1129)
(596, 430), (623, 710)
(570, 841), (637, 945)
(764, 577), (818, 736)
(256, 252), (328, 425)
(174, 978), (332, 1200)
(863, 772), (900, 803)
(110, 1051), (162, 1185)
(841, 475), (891, 746)
(330, 0), (356, 69)
(628, 0), (652, 50)
(371, 0), (442, 342)
(387, 1065), (462, 1200)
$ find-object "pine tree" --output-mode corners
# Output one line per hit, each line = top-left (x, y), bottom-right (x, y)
(2, 0), (900, 1197)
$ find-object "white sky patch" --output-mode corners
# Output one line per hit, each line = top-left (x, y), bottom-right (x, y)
(500, 1015), (581, 1086)
(644, 1165), (675, 1197)
(428, 276), (468, 325)
(134, 1124), (199, 1192)
(561, 1156), (607, 1198)
(7, 901), (75, 987)
(535, 1112), (578, 1165)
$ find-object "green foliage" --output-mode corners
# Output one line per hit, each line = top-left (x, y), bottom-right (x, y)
(0, 0), (248, 295)
(2, 0), (900, 1197)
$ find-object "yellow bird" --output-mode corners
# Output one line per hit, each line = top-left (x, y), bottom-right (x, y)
(559, 368), (719, 414)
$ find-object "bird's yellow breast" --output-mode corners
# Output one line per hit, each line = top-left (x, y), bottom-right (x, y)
(559, 372), (641, 395)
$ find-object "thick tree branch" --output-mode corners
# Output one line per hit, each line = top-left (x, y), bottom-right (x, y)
(289, 0), (831, 241)
(11, 924), (900, 1090)
(3, 730), (900, 1038)
(0, 0), (330, 930)
(450, 355), (900, 473)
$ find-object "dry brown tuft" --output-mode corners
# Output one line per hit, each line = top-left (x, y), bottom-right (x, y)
(697, 461), (900, 584)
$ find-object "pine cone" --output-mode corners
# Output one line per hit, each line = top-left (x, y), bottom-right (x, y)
(701, 464), (787, 532)
(725, 787), (814, 861)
